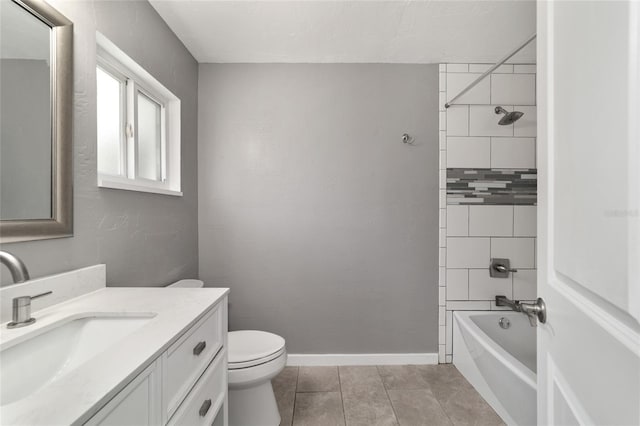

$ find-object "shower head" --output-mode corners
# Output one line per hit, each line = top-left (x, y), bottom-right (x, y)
(495, 106), (524, 125)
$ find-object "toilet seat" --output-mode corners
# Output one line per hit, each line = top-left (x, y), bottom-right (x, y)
(228, 330), (285, 370)
(229, 347), (286, 369)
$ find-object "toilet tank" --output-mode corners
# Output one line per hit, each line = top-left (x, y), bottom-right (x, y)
(167, 279), (204, 288)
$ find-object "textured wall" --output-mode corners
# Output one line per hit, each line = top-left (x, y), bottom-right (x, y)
(198, 64), (439, 353)
(0, 1), (199, 286)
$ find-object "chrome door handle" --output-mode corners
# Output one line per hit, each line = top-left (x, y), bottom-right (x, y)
(520, 297), (547, 325)
(193, 341), (206, 356)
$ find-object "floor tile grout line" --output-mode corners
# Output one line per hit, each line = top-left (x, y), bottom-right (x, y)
(337, 366), (348, 426)
(423, 375), (455, 426)
(377, 365), (401, 425)
(291, 367), (299, 426)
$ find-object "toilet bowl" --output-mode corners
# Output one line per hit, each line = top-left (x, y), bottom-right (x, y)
(228, 330), (286, 426)
(168, 280), (286, 426)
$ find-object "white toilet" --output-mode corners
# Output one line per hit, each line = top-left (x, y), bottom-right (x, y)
(228, 330), (286, 426)
(168, 280), (287, 426)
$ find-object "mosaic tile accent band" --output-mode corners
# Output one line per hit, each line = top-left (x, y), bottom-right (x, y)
(447, 168), (537, 205)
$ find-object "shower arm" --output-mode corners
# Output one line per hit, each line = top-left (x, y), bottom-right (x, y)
(444, 33), (536, 109)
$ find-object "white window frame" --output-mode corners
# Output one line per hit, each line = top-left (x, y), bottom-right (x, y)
(96, 32), (181, 196)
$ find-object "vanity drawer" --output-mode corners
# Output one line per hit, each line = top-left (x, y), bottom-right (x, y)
(164, 303), (223, 417)
(167, 351), (226, 426)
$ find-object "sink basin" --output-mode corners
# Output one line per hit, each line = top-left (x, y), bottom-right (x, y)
(0, 314), (155, 406)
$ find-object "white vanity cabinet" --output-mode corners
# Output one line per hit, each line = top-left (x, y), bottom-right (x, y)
(86, 298), (228, 426)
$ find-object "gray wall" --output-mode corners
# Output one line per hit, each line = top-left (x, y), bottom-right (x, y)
(198, 64), (439, 353)
(0, 0), (199, 286)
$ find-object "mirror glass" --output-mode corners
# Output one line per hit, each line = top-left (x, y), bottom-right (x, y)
(0, 0), (52, 220)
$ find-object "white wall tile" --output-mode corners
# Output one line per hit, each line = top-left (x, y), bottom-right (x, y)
(446, 73), (490, 105)
(439, 247), (446, 267)
(439, 63), (446, 72)
(514, 206), (537, 237)
(439, 286), (446, 305)
(468, 64), (513, 74)
(469, 105), (513, 137)
(439, 111), (447, 130)
(491, 238), (535, 268)
(446, 205), (468, 236)
(439, 267), (446, 286)
(439, 228), (446, 247)
(439, 72), (446, 91)
(439, 345), (446, 363)
(445, 310), (453, 353)
(439, 306), (446, 324)
(446, 300), (491, 310)
(491, 137), (536, 168)
(491, 74), (536, 105)
(468, 206), (513, 236)
(490, 302), (512, 311)
(447, 237), (489, 268)
(439, 150), (447, 169)
(514, 64), (536, 74)
(513, 106), (537, 137)
(446, 269), (469, 300)
(439, 131), (447, 149)
(440, 189), (446, 206)
(447, 137), (491, 168)
(439, 209), (447, 228)
(439, 92), (447, 111)
(447, 63), (469, 73)
(468, 269), (513, 300)
(513, 269), (537, 300)
(446, 106), (469, 136)
(439, 325), (446, 344)
(468, 64), (491, 73)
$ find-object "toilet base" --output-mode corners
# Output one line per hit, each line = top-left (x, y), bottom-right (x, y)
(229, 381), (281, 426)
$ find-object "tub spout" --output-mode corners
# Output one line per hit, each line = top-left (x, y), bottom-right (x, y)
(495, 295), (522, 312)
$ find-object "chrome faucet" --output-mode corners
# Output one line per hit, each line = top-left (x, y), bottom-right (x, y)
(495, 295), (522, 312)
(0, 251), (30, 283)
(7, 291), (53, 329)
(495, 295), (547, 326)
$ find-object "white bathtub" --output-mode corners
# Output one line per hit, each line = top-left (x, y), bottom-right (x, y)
(453, 311), (536, 426)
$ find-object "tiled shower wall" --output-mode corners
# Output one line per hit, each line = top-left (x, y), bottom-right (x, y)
(438, 63), (537, 363)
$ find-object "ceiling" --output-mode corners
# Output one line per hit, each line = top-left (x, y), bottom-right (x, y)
(149, 0), (536, 64)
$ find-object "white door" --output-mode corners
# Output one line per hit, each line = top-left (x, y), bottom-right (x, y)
(537, 1), (640, 425)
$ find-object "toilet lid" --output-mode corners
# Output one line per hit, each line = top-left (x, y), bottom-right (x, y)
(228, 330), (285, 365)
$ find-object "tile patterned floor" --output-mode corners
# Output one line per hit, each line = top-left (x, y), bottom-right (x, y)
(272, 364), (505, 426)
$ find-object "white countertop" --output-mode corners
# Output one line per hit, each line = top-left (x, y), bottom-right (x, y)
(0, 287), (229, 425)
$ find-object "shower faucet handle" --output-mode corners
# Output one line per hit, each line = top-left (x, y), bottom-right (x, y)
(490, 258), (517, 278)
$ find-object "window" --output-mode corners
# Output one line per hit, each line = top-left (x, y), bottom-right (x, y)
(96, 33), (181, 196)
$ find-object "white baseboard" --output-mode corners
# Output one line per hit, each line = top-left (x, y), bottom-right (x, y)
(286, 353), (438, 366)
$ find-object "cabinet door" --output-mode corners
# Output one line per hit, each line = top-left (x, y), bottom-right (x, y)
(85, 360), (161, 426)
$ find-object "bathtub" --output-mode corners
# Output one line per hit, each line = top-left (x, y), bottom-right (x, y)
(453, 311), (536, 426)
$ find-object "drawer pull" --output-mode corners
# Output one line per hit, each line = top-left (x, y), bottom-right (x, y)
(199, 399), (212, 417)
(193, 341), (207, 356)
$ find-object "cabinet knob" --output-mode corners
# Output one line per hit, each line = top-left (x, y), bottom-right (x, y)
(193, 341), (207, 356)
(199, 399), (212, 417)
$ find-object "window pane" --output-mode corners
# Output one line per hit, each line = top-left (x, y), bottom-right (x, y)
(137, 92), (162, 181)
(96, 67), (122, 176)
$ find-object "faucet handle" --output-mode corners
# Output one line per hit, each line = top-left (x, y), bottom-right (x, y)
(13, 291), (52, 305)
(30, 291), (53, 300)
